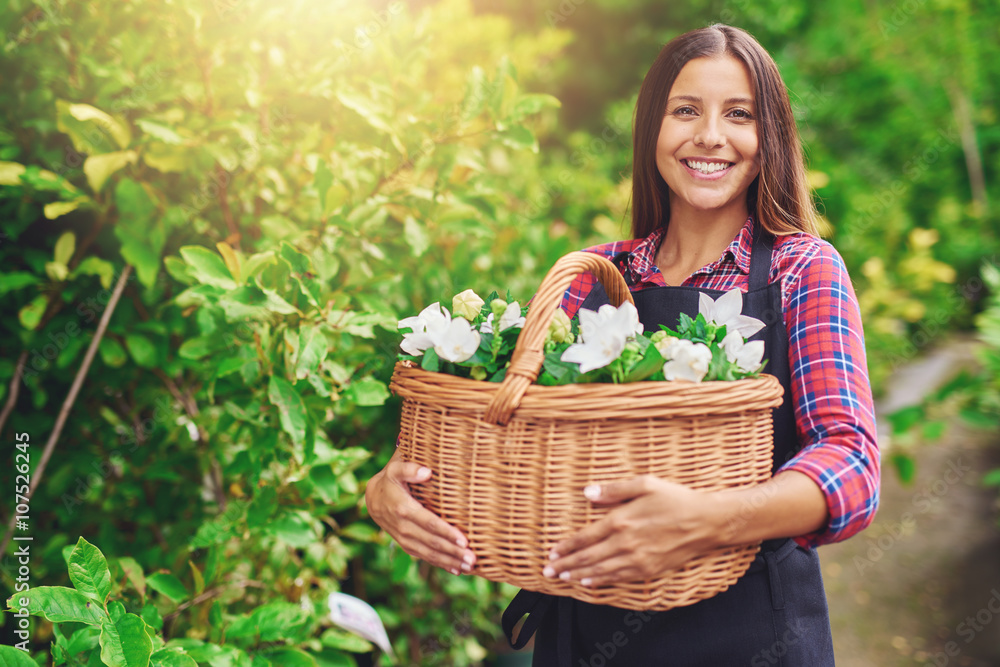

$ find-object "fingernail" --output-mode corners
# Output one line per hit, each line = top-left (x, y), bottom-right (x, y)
(581, 577), (593, 587)
(450, 568), (460, 576)
(549, 551), (560, 561)
(456, 536), (468, 548)
(559, 571), (571, 581)
(461, 562), (472, 572)
(543, 566), (555, 578)
(417, 466), (431, 479)
(584, 485), (601, 500)
(463, 552), (475, 565)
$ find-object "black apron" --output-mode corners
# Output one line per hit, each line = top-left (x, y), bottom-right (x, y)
(501, 225), (836, 666)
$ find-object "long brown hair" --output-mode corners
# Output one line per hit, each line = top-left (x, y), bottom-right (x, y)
(631, 24), (818, 238)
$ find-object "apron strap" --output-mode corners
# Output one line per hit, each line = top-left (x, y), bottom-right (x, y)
(748, 220), (774, 292)
(502, 590), (574, 665)
(502, 589), (552, 650)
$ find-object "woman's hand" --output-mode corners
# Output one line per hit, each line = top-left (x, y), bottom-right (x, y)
(365, 448), (476, 576)
(543, 470), (828, 587)
(543, 475), (722, 588)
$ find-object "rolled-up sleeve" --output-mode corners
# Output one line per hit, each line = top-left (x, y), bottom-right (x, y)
(778, 241), (880, 547)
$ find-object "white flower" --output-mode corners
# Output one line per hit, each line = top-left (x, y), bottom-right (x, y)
(479, 312), (495, 334)
(662, 339), (712, 382)
(721, 330), (764, 372)
(498, 301), (526, 331)
(698, 289), (765, 338)
(398, 303), (451, 356)
(578, 302), (642, 341)
(452, 289), (485, 321)
(434, 317), (481, 363)
(654, 334), (681, 356)
(560, 302), (637, 373)
(720, 330), (744, 360)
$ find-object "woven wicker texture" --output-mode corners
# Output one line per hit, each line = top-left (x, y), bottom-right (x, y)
(390, 252), (784, 610)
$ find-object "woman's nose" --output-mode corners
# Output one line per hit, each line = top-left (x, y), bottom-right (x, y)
(693, 116), (726, 149)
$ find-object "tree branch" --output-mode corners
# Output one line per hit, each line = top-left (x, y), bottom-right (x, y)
(0, 266), (134, 558)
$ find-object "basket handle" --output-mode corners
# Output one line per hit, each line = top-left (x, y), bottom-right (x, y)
(483, 251), (635, 425)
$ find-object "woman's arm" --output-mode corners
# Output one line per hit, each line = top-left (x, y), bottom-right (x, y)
(774, 237), (880, 547)
(365, 447), (477, 575)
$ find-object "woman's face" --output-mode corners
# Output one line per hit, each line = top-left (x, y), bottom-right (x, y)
(655, 55), (761, 219)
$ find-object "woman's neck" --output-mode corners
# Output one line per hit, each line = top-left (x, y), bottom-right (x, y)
(655, 202), (749, 285)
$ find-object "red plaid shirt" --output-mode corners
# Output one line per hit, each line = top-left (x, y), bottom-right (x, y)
(563, 217), (880, 547)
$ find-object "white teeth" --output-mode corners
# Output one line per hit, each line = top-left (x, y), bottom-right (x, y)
(686, 160), (731, 174)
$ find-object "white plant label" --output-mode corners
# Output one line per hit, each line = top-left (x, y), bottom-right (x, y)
(327, 591), (394, 658)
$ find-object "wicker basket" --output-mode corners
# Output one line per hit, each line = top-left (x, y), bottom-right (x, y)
(390, 251), (783, 611)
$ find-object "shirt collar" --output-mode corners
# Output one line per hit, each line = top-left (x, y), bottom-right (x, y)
(626, 216), (755, 283)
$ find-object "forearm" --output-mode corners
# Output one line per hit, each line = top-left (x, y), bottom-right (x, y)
(709, 470), (828, 546)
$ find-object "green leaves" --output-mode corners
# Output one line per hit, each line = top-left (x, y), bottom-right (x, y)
(69, 537), (112, 604)
(150, 648), (198, 667)
(114, 179), (164, 288)
(85, 150), (139, 192)
(99, 613), (153, 667)
(268, 375), (308, 447)
(56, 100), (131, 155)
(146, 573), (189, 604)
(227, 602), (311, 642)
(343, 377), (389, 407)
(179, 246), (238, 290)
(8, 587), (107, 625)
(295, 324), (329, 380)
(0, 645), (40, 666)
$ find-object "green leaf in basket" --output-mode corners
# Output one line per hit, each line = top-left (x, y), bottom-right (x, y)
(421, 348), (440, 373)
(539, 350), (579, 386)
(623, 344), (664, 383)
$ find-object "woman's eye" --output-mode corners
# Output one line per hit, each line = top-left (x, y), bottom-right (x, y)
(730, 108), (753, 119)
(672, 106), (696, 116)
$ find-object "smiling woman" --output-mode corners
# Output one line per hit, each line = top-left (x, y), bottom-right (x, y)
(500, 24), (878, 665)
(365, 22), (879, 667)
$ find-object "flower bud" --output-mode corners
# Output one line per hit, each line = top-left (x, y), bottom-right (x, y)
(654, 335), (680, 356)
(491, 299), (509, 319)
(548, 309), (573, 344)
(650, 330), (668, 343)
(470, 366), (487, 381)
(452, 289), (485, 321)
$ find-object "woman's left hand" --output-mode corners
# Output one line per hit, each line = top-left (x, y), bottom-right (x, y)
(543, 475), (724, 587)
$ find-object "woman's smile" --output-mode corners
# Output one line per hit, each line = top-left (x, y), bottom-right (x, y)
(681, 158), (735, 179)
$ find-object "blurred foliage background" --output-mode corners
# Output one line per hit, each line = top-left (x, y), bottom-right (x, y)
(0, 0), (997, 665)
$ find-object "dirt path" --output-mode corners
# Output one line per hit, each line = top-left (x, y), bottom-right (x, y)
(821, 338), (1000, 666)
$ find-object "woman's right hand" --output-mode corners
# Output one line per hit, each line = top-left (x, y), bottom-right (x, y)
(364, 448), (476, 576)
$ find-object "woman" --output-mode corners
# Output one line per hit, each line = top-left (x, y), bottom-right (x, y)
(366, 24), (879, 665)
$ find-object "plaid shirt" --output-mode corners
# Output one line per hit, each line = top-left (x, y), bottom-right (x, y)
(563, 217), (880, 548)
